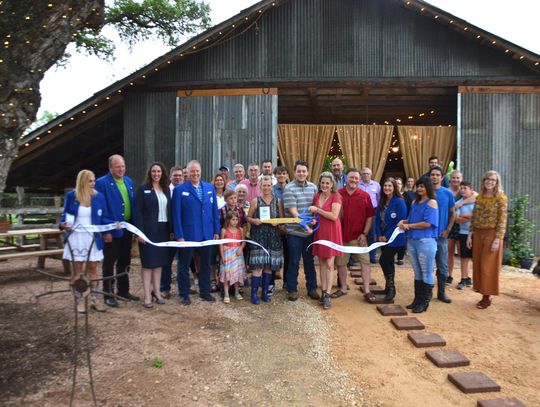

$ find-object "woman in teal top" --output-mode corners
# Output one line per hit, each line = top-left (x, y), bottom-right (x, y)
(398, 178), (438, 314)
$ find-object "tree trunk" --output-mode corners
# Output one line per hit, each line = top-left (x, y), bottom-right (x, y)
(0, 0), (104, 193)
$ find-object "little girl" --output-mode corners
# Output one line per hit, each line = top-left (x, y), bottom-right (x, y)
(219, 211), (246, 303)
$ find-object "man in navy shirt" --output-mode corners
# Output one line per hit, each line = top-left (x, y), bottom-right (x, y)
(430, 166), (455, 303)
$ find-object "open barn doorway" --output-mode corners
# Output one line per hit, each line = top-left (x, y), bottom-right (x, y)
(277, 86), (458, 182)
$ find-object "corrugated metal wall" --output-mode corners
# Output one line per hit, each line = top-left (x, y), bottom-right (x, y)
(124, 92), (177, 184)
(460, 93), (540, 251)
(148, 0), (535, 86)
(176, 94), (278, 178)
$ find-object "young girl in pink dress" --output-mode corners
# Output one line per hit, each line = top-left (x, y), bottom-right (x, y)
(309, 171), (343, 310)
(219, 211), (246, 303)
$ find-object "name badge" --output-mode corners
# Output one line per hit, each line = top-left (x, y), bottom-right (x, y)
(390, 212), (397, 219)
(182, 191), (190, 196)
(97, 209), (103, 216)
(210, 197), (214, 203)
(259, 206), (271, 221)
(144, 190), (151, 194)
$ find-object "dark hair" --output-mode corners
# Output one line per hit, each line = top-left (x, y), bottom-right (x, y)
(224, 210), (239, 228)
(347, 167), (360, 175)
(414, 178), (436, 202)
(274, 165), (289, 176)
(428, 155), (439, 162)
(261, 159), (272, 165)
(213, 174), (226, 193)
(170, 165), (182, 174)
(379, 178), (403, 208)
(460, 181), (473, 188)
(144, 162), (169, 192)
(294, 160), (309, 170)
(429, 166), (444, 176)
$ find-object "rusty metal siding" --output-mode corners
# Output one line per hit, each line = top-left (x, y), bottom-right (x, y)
(150, 0), (535, 87)
(124, 92), (176, 183)
(176, 94), (278, 179)
(460, 92), (540, 251)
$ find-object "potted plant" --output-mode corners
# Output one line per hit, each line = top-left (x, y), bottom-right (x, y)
(508, 194), (536, 269)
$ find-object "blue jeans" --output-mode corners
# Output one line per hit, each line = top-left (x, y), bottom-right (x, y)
(160, 248), (178, 293)
(285, 234), (317, 293)
(435, 237), (449, 281)
(407, 238), (437, 284)
(177, 246), (212, 298)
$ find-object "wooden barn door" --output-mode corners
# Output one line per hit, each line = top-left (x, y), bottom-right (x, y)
(175, 88), (278, 178)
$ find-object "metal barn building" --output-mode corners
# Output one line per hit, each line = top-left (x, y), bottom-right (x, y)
(9, 0), (540, 246)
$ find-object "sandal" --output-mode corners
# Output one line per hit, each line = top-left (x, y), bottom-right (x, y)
(234, 293), (243, 300)
(223, 295), (230, 304)
(476, 297), (491, 309)
(330, 289), (347, 299)
(364, 292), (377, 303)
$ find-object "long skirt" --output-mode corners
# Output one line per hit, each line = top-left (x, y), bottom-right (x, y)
(472, 228), (502, 296)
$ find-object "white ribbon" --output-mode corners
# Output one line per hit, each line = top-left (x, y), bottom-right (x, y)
(308, 227), (405, 254)
(70, 222), (269, 254)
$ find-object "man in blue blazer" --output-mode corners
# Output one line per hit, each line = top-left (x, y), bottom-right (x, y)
(95, 154), (140, 307)
(172, 160), (220, 305)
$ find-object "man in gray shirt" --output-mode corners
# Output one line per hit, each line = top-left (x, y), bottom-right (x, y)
(283, 160), (320, 301)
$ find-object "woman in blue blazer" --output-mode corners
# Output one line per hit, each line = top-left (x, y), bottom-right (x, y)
(60, 170), (115, 313)
(375, 178), (408, 302)
(133, 162), (171, 308)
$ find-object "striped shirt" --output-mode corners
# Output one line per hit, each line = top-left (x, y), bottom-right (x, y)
(283, 179), (318, 237)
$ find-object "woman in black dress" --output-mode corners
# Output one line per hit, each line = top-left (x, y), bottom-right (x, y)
(134, 162), (171, 308)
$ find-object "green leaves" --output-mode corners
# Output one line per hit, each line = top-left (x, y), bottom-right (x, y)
(105, 0), (211, 47)
(508, 194), (537, 261)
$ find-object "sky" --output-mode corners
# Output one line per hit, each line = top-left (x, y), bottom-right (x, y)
(38, 0), (540, 116)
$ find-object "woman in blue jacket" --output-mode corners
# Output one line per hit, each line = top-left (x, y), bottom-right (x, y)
(61, 170), (114, 313)
(375, 178), (407, 302)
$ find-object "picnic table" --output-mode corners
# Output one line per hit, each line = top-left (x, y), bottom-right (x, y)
(0, 228), (70, 272)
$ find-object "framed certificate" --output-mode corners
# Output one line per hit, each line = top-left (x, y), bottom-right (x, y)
(259, 206), (271, 221)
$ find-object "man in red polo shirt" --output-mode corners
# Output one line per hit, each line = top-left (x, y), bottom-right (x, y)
(334, 168), (377, 302)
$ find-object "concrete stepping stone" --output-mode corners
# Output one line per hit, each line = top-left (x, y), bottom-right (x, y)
(350, 271), (362, 277)
(448, 372), (501, 394)
(408, 332), (446, 348)
(391, 317), (425, 330)
(360, 285), (384, 294)
(349, 265), (361, 271)
(477, 397), (527, 407)
(377, 304), (407, 316)
(353, 278), (377, 285)
(426, 349), (470, 368)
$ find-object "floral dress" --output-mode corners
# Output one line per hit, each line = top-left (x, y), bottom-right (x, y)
(249, 197), (283, 271)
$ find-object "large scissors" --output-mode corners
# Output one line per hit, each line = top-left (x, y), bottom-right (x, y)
(260, 208), (320, 232)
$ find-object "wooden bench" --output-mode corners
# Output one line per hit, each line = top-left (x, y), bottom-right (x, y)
(0, 228), (70, 272)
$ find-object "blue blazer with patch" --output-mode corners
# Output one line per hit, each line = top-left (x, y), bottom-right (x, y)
(60, 190), (113, 250)
(172, 181), (220, 241)
(95, 172), (135, 238)
(375, 196), (408, 248)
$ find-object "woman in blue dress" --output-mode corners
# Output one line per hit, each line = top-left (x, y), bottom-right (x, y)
(398, 178), (439, 313)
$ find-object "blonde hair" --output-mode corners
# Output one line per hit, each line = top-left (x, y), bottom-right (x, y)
(480, 170), (503, 197)
(75, 170), (96, 203)
(318, 171), (337, 193)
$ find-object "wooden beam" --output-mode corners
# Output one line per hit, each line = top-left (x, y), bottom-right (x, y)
(458, 86), (540, 94)
(177, 88), (278, 97)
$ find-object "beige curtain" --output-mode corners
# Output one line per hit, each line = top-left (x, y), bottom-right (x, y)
(336, 125), (394, 181)
(397, 126), (457, 181)
(278, 124), (336, 182)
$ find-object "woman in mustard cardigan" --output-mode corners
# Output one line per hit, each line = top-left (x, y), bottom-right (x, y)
(467, 170), (507, 309)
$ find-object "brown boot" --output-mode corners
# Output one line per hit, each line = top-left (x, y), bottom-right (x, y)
(90, 295), (107, 312)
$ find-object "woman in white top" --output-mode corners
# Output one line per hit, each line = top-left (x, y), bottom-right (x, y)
(134, 162), (171, 308)
(61, 170), (114, 313)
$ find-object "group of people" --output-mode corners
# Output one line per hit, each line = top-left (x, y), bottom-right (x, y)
(60, 153), (507, 313)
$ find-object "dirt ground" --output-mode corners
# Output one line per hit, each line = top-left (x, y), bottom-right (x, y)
(1, 254), (539, 407)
